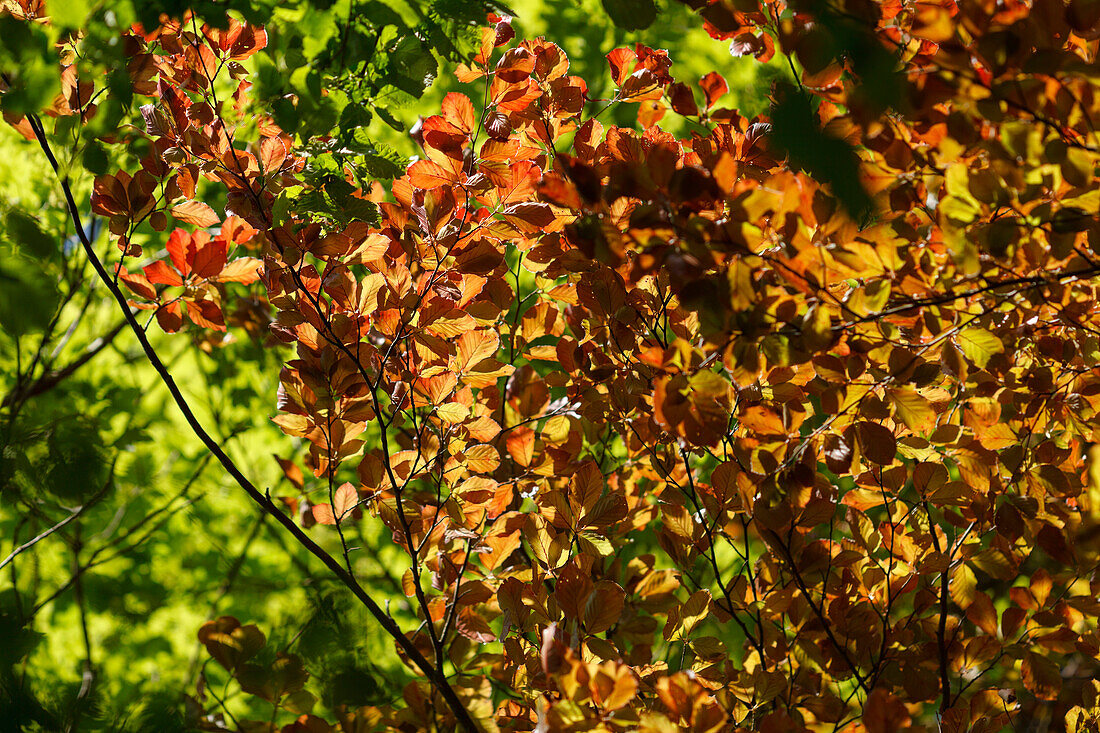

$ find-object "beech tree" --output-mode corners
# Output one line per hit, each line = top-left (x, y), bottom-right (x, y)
(4, 1), (1100, 732)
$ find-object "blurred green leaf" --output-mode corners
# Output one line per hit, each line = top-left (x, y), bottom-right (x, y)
(601, 0), (658, 30)
(769, 84), (872, 220)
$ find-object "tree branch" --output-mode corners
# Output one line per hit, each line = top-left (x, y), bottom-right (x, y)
(26, 113), (481, 733)
(1, 318), (128, 408)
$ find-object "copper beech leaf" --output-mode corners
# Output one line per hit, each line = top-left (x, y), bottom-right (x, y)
(855, 421), (897, 465)
(584, 580), (625, 634)
(1023, 651), (1062, 700)
(887, 387), (936, 433)
(198, 616), (266, 672)
(955, 328), (1004, 368)
(216, 258), (263, 283)
(170, 200), (220, 227)
(38, 6), (1100, 729)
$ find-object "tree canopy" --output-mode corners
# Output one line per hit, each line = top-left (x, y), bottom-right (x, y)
(3, 1), (1100, 732)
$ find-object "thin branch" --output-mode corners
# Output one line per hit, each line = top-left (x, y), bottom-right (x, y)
(2, 318), (128, 408)
(27, 112), (480, 733)
(0, 505), (83, 573)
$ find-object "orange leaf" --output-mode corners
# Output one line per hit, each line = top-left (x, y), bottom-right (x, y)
(170, 200), (220, 227)
(863, 689), (911, 733)
(407, 159), (460, 189)
(591, 664), (637, 711)
(464, 444), (500, 474)
(311, 503), (335, 525)
(453, 330), (500, 373)
(441, 92), (475, 134)
(506, 427), (535, 467)
(1022, 651), (1061, 700)
(185, 297), (226, 331)
(143, 259), (183, 287)
(216, 257), (263, 284)
(260, 135), (290, 173)
(119, 266), (158, 299)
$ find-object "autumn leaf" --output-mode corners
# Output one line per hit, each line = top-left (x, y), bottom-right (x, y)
(216, 257), (263, 284)
(955, 328), (1004, 368)
(170, 200), (220, 227)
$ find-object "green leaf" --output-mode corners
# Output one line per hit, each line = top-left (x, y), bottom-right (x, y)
(578, 531), (613, 557)
(0, 256), (58, 335)
(295, 178), (379, 227)
(44, 419), (111, 501)
(3, 208), (56, 260)
(49, 0), (91, 28)
(601, 0), (658, 30)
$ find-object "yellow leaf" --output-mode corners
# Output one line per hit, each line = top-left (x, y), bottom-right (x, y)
(216, 257), (263, 283)
(888, 387), (936, 433)
(956, 328), (1003, 368)
(435, 402), (469, 424)
(463, 444), (500, 474)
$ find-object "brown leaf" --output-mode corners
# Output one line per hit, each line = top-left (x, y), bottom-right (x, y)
(198, 616), (266, 671)
(1022, 651), (1062, 700)
(584, 580), (626, 634)
(856, 421), (897, 465)
(862, 688), (911, 733)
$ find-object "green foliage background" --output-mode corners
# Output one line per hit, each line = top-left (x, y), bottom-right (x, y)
(0, 0), (772, 728)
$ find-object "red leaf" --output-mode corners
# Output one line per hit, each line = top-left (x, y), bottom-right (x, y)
(699, 71), (728, 109)
(190, 238), (229, 279)
(606, 47), (637, 86)
(155, 301), (184, 332)
(668, 82), (699, 116)
(484, 110), (512, 142)
(619, 69), (660, 103)
(218, 216), (257, 246)
(166, 229), (191, 276)
(185, 298), (225, 331)
(729, 32), (763, 58)
(496, 47), (535, 84)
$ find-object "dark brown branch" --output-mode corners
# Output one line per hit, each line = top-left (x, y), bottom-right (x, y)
(837, 263), (1100, 330)
(27, 114), (481, 733)
(925, 503), (952, 714)
(764, 527), (870, 693)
